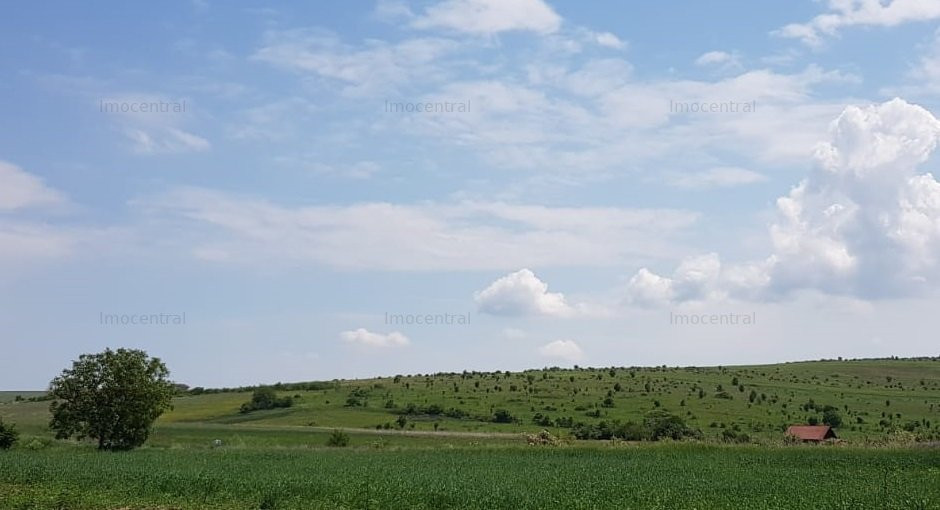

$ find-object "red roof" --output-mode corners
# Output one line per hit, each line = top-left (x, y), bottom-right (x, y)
(786, 425), (836, 441)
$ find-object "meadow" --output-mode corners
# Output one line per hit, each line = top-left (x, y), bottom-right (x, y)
(1, 358), (939, 508)
(2, 444), (939, 509)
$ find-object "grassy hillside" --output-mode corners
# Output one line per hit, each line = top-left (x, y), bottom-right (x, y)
(5, 358), (938, 444)
(0, 391), (45, 404)
(2, 359), (939, 509)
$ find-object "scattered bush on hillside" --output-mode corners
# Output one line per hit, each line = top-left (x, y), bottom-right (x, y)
(822, 408), (843, 428)
(720, 429), (751, 444)
(344, 388), (369, 407)
(644, 409), (702, 441)
(326, 429), (349, 447)
(571, 411), (700, 442)
(240, 387), (294, 414)
(492, 409), (515, 423)
(532, 413), (554, 427)
(0, 419), (19, 450)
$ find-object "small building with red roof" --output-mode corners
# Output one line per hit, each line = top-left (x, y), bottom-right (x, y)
(786, 425), (837, 442)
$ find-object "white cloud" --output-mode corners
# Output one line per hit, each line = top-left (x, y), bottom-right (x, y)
(0, 162), (75, 263)
(0, 220), (77, 262)
(306, 161), (380, 179)
(0, 162), (105, 267)
(695, 50), (738, 68)
(776, 0), (940, 46)
(897, 29), (940, 97)
(125, 127), (209, 154)
(0, 161), (65, 211)
(626, 254), (722, 306)
(139, 190), (698, 271)
(252, 31), (456, 96)
(763, 98), (940, 297)
(404, 64), (854, 177)
(475, 268), (576, 317)
(100, 94), (209, 154)
(340, 328), (410, 348)
(538, 339), (584, 361)
(374, 0), (414, 23)
(625, 268), (675, 307)
(412, 0), (562, 35)
(669, 167), (767, 189)
(501, 327), (527, 339)
(628, 98), (940, 304)
(228, 97), (318, 142)
(593, 32), (626, 49)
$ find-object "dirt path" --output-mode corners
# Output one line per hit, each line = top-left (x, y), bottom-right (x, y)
(307, 426), (522, 439)
(163, 421), (524, 439)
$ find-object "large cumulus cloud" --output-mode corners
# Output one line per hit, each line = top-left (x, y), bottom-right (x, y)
(627, 98), (940, 304)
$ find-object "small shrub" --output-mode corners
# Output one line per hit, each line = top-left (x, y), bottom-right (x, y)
(0, 419), (19, 450)
(23, 438), (49, 451)
(822, 408), (842, 428)
(326, 429), (350, 447)
(492, 409), (515, 423)
(525, 430), (560, 446)
(721, 429), (751, 444)
(240, 388), (294, 413)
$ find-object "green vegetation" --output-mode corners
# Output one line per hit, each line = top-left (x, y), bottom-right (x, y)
(5, 358), (940, 444)
(48, 348), (175, 450)
(0, 392), (47, 404)
(157, 357), (939, 443)
(0, 418), (18, 450)
(325, 428), (350, 447)
(239, 387), (294, 414)
(1, 357), (939, 508)
(1, 445), (938, 509)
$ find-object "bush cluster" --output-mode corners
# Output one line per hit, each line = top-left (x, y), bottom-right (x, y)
(240, 388), (294, 414)
(0, 419), (18, 450)
(572, 410), (701, 441)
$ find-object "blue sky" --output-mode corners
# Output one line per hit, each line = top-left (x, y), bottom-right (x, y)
(3, 0), (940, 389)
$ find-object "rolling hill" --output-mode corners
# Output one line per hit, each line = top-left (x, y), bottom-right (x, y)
(4, 358), (939, 445)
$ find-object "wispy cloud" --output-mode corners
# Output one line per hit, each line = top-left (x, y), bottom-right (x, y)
(668, 167), (767, 189)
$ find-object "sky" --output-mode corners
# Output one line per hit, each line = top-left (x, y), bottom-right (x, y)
(3, 0), (940, 389)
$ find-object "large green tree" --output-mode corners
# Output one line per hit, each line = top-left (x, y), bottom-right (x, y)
(49, 348), (174, 450)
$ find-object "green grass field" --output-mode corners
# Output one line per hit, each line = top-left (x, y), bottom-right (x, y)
(1, 359), (939, 508)
(1, 444), (938, 509)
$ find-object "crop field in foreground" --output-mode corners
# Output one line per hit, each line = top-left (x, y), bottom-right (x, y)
(1, 444), (939, 509)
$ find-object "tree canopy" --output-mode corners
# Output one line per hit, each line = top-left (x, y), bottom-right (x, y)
(49, 348), (175, 451)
